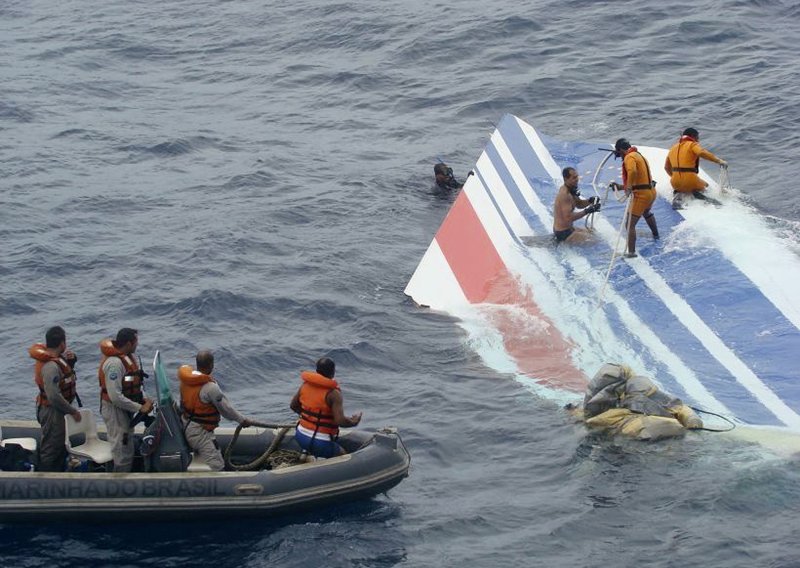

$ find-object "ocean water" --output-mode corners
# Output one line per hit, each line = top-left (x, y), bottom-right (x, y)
(2, 1), (800, 566)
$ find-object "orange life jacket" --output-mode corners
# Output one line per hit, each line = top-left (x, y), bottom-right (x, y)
(97, 338), (143, 403)
(668, 135), (700, 174)
(622, 147), (654, 190)
(29, 343), (76, 407)
(298, 371), (340, 437)
(178, 365), (220, 431)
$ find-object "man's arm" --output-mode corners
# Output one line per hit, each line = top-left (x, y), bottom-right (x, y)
(202, 382), (247, 424)
(41, 362), (80, 418)
(326, 390), (362, 428)
(664, 155), (673, 175)
(290, 389), (302, 415)
(693, 142), (724, 165)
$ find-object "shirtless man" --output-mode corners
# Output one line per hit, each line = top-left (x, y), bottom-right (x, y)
(553, 167), (600, 243)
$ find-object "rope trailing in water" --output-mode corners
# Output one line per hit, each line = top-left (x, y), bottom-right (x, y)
(223, 421), (298, 471)
(689, 406), (737, 432)
(719, 164), (732, 195)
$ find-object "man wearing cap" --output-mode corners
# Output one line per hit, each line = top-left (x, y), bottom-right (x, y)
(553, 166), (601, 243)
(614, 138), (659, 258)
(665, 127), (728, 209)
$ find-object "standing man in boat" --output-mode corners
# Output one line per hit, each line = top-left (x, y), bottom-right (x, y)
(664, 127), (728, 209)
(290, 357), (362, 458)
(29, 326), (82, 471)
(614, 138), (659, 258)
(98, 328), (153, 472)
(178, 350), (255, 471)
(552, 166), (601, 243)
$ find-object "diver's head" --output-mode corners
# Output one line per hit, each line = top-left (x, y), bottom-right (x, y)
(316, 357), (336, 379)
(682, 127), (699, 140)
(434, 162), (454, 183)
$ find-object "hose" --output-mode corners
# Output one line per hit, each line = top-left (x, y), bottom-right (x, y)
(689, 406), (737, 432)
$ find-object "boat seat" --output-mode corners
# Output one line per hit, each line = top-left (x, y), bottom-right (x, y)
(0, 425), (38, 453)
(65, 409), (113, 465)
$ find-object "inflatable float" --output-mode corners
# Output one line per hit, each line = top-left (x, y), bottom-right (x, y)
(406, 114), (800, 435)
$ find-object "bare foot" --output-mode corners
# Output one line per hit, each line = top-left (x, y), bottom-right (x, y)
(624, 252), (638, 258)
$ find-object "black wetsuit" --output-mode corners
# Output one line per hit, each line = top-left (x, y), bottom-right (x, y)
(436, 177), (463, 191)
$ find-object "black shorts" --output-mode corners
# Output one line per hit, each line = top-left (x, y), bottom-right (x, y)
(553, 228), (574, 242)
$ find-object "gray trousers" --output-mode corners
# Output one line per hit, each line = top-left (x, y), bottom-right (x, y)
(36, 405), (67, 472)
(184, 420), (224, 471)
(100, 400), (134, 472)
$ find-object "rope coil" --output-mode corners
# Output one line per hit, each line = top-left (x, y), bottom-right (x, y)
(222, 421), (299, 471)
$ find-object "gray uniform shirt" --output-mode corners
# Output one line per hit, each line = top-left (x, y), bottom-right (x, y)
(41, 361), (77, 415)
(102, 356), (142, 414)
(200, 382), (246, 424)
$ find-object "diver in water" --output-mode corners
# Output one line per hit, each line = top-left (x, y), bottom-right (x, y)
(434, 162), (472, 191)
(552, 166), (601, 243)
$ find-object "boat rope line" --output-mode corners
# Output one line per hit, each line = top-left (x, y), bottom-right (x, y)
(496, 117), (800, 428)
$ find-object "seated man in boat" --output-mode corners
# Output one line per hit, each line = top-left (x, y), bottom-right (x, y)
(552, 166), (601, 243)
(434, 162), (472, 191)
(576, 363), (703, 440)
(29, 326), (82, 471)
(178, 350), (255, 471)
(664, 127), (728, 209)
(98, 328), (154, 472)
(289, 357), (362, 458)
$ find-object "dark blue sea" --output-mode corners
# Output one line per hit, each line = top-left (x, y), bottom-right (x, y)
(2, 1), (800, 566)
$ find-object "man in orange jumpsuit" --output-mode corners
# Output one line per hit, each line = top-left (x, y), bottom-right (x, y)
(664, 127), (728, 209)
(615, 138), (659, 258)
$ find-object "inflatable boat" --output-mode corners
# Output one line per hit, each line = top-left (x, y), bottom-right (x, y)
(407, 114), (800, 435)
(0, 420), (409, 522)
(0, 351), (410, 522)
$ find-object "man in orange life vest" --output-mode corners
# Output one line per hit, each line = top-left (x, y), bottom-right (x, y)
(178, 350), (255, 471)
(613, 138), (659, 258)
(664, 127), (728, 209)
(290, 357), (362, 458)
(29, 326), (82, 471)
(98, 328), (154, 472)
